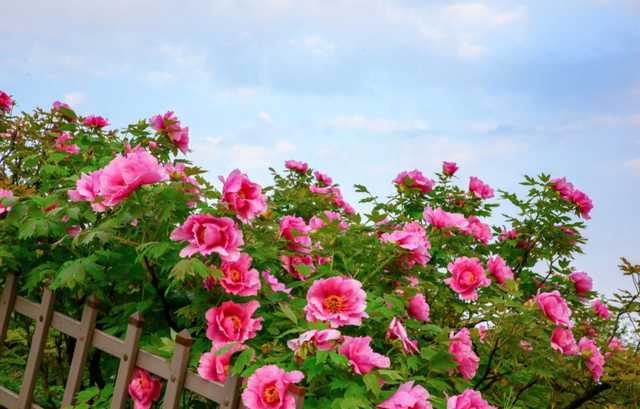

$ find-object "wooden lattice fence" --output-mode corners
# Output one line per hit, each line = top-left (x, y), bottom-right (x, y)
(0, 272), (306, 409)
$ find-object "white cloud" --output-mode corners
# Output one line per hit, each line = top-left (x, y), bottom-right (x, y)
(259, 111), (276, 123)
(143, 71), (174, 86)
(190, 137), (296, 172)
(589, 112), (640, 127)
(63, 91), (85, 107)
(217, 87), (270, 100)
(468, 122), (500, 133)
(457, 42), (489, 59)
(621, 157), (640, 177)
(158, 44), (205, 68)
(441, 4), (526, 29)
(318, 115), (428, 133)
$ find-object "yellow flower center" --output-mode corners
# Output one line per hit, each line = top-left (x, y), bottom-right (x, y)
(264, 385), (280, 403)
(230, 315), (242, 331)
(223, 365), (229, 376)
(137, 377), (146, 389)
(238, 190), (246, 199)
(323, 295), (344, 313)
(230, 269), (241, 283)
(465, 270), (475, 282)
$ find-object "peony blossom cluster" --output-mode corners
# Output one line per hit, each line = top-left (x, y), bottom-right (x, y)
(486, 255), (514, 286)
(448, 328), (479, 380)
(550, 327), (580, 355)
(165, 162), (201, 207)
(219, 169), (267, 222)
(279, 216), (312, 253)
(285, 160), (308, 173)
(447, 389), (496, 409)
(393, 169), (435, 193)
(380, 222), (431, 268)
(549, 177), (593, 219)
(339, 336), (390, 375)
(537, 290), (573, 327)
(69, 151), (168, 211)
(54, 132), (80, 155)
(377, 381), (432, 409)
(128, 368), (162, 409)
(241, 365), (304, 409)
(149, 111), (189, 154)
(171, 214), (244, 260)
(468, 176), (494, 199)
(386, 318), (419, 354)
(445, 257), (491, 301)
(304, 276), (368, 328)
(592, 299), (610, 319)
(423, 206), (469, 231)
(82, 115), (109, 128)
(442, 161), (458, 176)
(0, 91), (13, 113)
(578, 337), (605, 382)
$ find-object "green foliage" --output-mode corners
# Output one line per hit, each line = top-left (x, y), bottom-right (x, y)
(0, 98), (638, 409)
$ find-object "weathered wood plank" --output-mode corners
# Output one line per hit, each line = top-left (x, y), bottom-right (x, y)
(0, 272), (20, 357)
(110, 312), (145, 409)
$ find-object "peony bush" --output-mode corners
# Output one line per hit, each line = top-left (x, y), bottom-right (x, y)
(0, 90), (639, 409)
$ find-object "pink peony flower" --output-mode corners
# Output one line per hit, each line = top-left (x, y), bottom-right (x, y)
(570, 190), (593, 220)
(393, 170), (435, 193)
(550, 327), (580, 355)
(309, 210), (348, 231)
(217, 253), (261, 296)
(537, 290), (573, 327)
(448, 328), (479, 380)
(520, 340), (533, 351)
(578, 337), (605, 383)
(262, 270), (292, 295)
(446, 389), (496, 409)
(99, 151), (168, 207)
(444, 257), (491, 301)
(285, 160), (308, 173)
(165, 162), (201, 207)
(198, 343), (248, 384)
(66, 225), (81, 236)
(53, 101), (76, 122)
(423, 206), (469, 231)
(549, 177), (575, 199)
(170, 214), (244, 261)
(304, 275), (369, 328)
(339, 336), (391, 375)
(567, 271), (593, 295)
(128, 368), (162, 409)
(220, 169), (267, 222)
(486, 255), (514, 286)
(149, 111), (189, 154)
(0, 91), (13, 114)
(386, 318), (419, 354)
(205, 300), (263, 347)
(558, 226), (577, 245)
(82, 115), (109, 128)
(287, 329), (342, 354)
(469, 176), (494, 199)
(497, 226), (528, 249)
(241, 365), (304, 409)
(408, 293), (430, 322)
(380, 222), (431, 268)
(314, 170), (333, 186)
(280, 254), (315, 281)
(0, 188), (13, 214)
(54, 132), (80, 155)
(592, 299), (610, 319)
(606, 337), (627, 357)
(279, 216), (312, 253)
(309, 185), (328, 195)
(478, 325), (488, 344)
(466, 216), (493, 243)
(442, 161), (459, 176)
(68, 170), (107, 212)
(377, 381), (432, 409)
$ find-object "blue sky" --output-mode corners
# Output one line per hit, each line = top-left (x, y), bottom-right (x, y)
(2, 0), (640, 297)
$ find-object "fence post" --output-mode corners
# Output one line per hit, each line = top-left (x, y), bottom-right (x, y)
(110, 311), (145, 409)
(0, 271), (19, 357)
(220, 353), (243, 409)
(17, 279), (56, 409)
(162, 329), (192, 409)
(288, 384), (306, 408)
(61, 294), (100, 408)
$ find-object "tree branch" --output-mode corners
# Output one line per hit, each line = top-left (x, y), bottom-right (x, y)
(561, 382), (612, 409)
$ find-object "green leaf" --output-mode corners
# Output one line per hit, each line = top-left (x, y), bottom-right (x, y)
(363, 373), (381, 397)
(231, 348), (255, 375)
(428, 348), (458, 373)
(280, 303), (298, 324)
(213, 342), (239, 357)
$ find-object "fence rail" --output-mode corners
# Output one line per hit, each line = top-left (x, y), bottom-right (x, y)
(0, 272), (306, 409)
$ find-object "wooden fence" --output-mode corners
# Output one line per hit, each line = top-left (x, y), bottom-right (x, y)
(0, 272), (306, 409)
